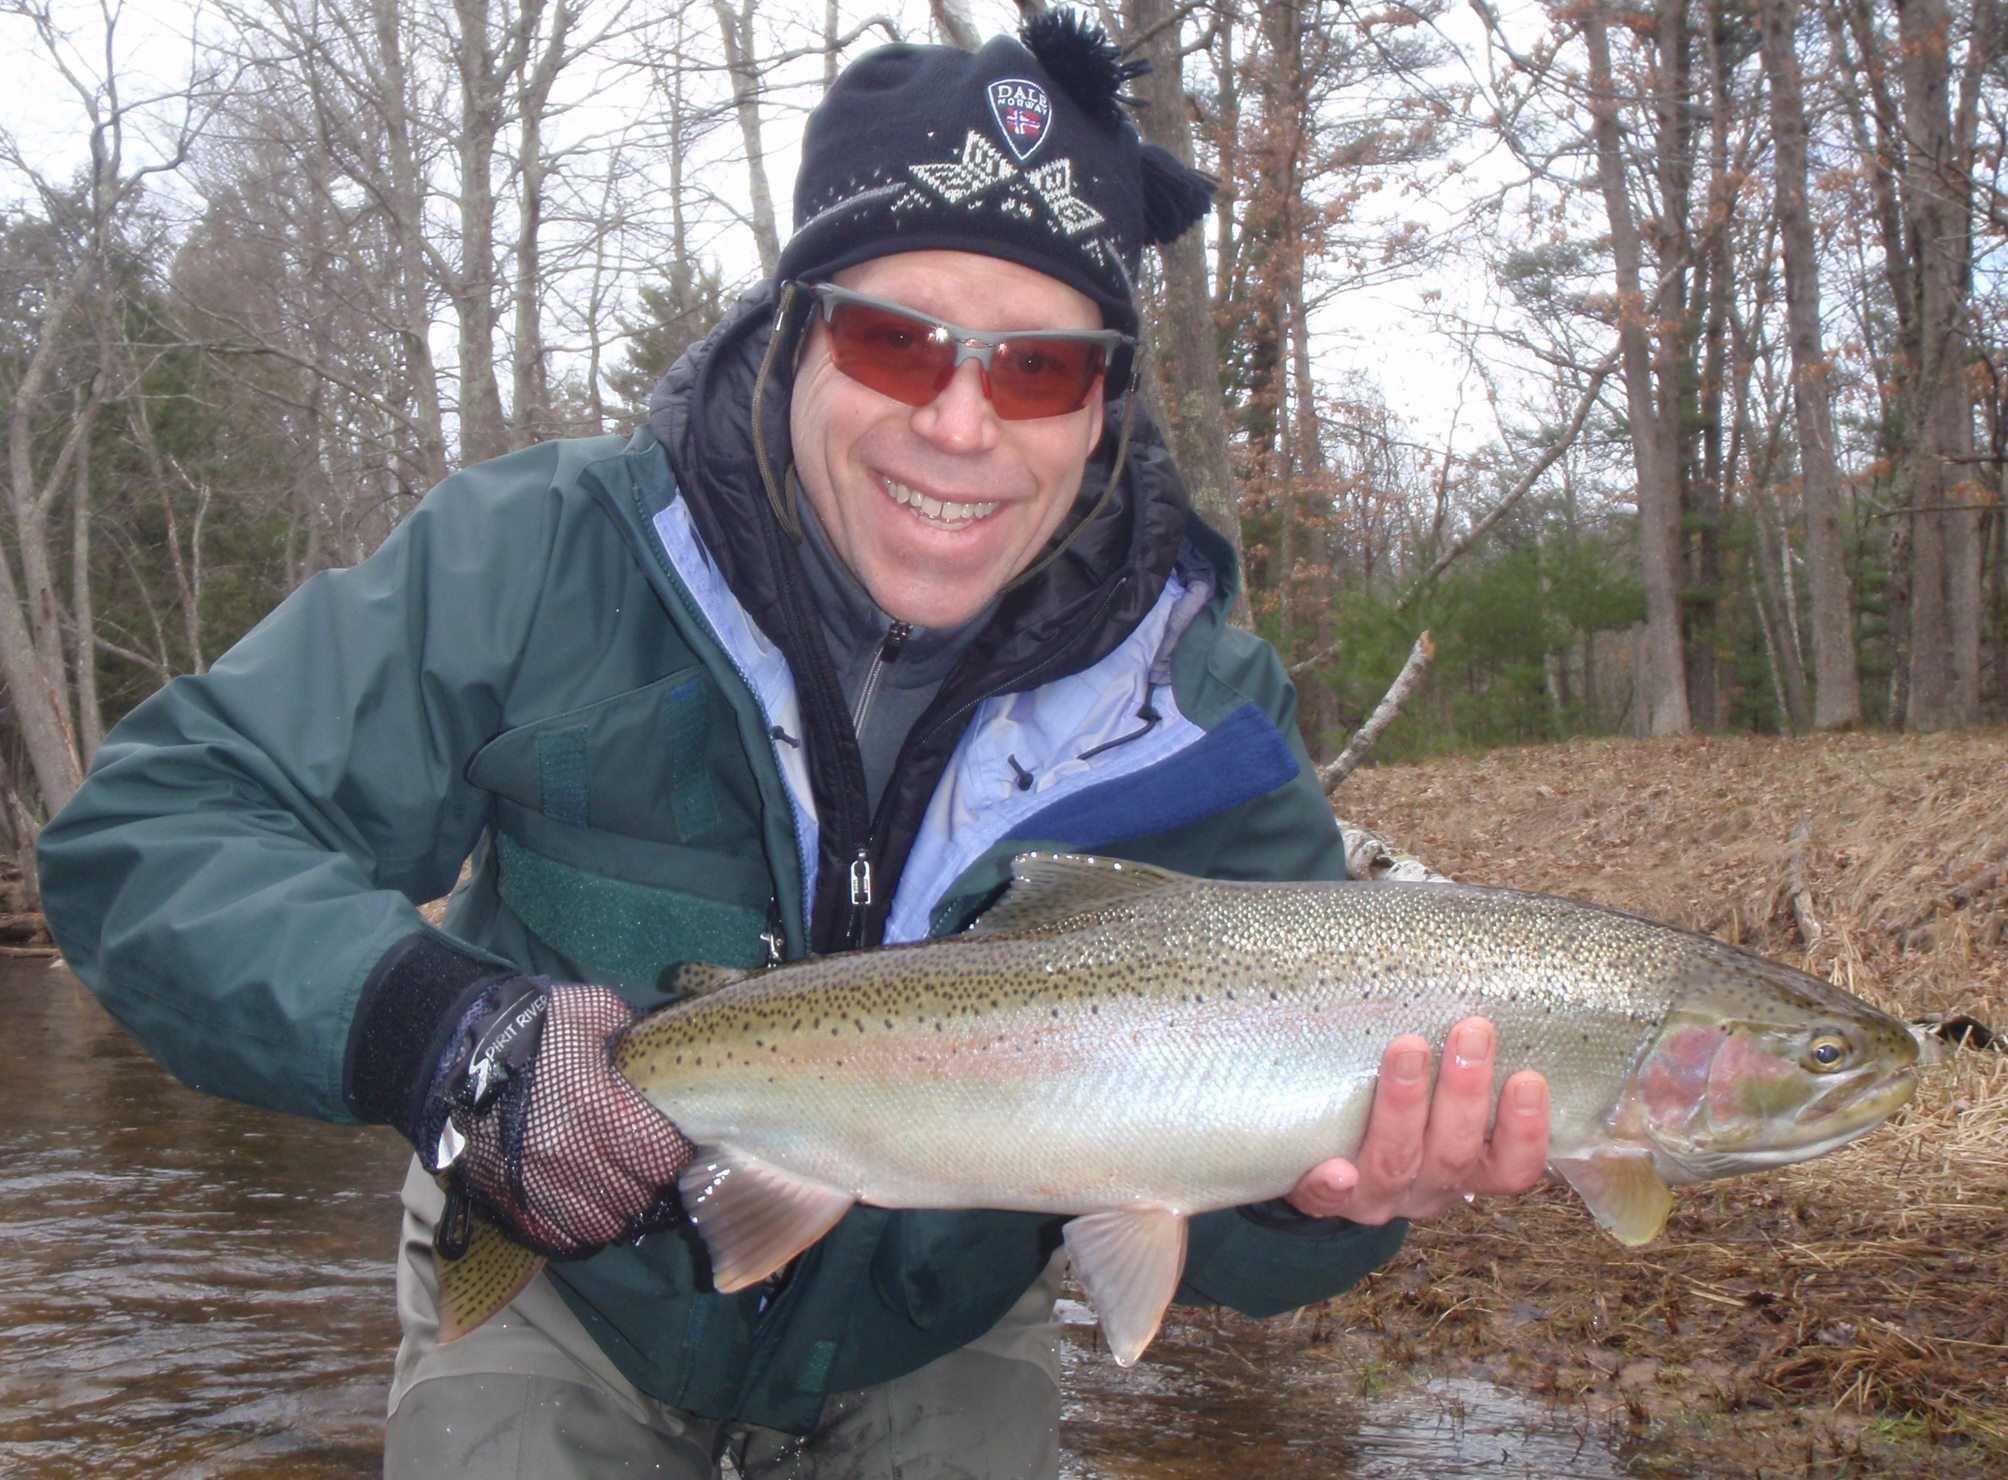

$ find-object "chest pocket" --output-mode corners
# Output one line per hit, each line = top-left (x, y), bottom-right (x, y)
(467, 668), (775, 979)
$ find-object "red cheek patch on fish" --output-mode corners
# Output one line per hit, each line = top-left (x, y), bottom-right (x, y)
(1705, 1029), (1799, 1122)
(1635, 1025), (1727, 1137)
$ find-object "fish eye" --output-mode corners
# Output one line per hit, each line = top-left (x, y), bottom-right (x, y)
(1808, 1033), (1850, 1071)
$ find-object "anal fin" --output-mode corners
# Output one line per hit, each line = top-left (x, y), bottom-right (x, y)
(678, 1149), (855, 1293)
(1551, 1150), (1676, 1246)
(1062, 1208), (1189, 1366)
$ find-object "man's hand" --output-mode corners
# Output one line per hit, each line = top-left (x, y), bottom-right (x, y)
(1285, 1016), (1550, 1223)
(444, 982), (695, 1257)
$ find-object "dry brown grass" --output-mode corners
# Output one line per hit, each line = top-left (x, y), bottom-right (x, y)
(1317, 731), (2008, 1474)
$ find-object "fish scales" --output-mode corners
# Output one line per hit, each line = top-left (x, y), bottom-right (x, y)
(620, 879), (1698, 1216)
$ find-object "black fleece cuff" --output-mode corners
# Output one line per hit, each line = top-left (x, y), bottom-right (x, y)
(342, 933), (519, 1137)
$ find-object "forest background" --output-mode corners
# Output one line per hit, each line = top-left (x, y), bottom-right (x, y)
(2, 0), (2004, 898)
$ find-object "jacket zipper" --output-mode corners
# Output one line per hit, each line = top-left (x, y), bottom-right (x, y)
(849, 620), (910, 732)
(841, 575), (1132, 948)
(839, 620), (909, 947)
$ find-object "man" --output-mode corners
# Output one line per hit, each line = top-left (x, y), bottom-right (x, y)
(38, 13), (1547, 1477)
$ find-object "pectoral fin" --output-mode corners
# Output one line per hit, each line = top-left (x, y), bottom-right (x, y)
(1551, 1151), (1676, 1246)
(434, 1210), (546, 1342)
(678, 1149), (855, 1293)
(1062, 1208), (1189, 1366)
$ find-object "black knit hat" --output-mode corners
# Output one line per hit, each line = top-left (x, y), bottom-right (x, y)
(775, 10), (1215, 337)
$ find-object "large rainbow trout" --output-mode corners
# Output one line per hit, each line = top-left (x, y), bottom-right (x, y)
(437, 853), (1921, 1362)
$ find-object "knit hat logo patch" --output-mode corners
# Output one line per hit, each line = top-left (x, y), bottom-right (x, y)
(987, 78), (1051, 161)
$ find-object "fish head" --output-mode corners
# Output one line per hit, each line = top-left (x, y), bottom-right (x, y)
(1621, 952), (1920, 1183)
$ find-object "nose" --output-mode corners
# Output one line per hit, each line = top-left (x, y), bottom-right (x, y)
(912, 357), (1001, 454)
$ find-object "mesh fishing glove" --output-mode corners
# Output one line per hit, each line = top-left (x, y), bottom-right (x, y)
(415, 977), (695, 1259)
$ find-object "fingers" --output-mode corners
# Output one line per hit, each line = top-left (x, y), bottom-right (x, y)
(1415, 1018), (1500, 1203)
(1285, 1018), (1551, 1226)
(1476, 1069), (1550, 1196)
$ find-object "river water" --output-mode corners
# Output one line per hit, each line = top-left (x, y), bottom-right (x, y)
(2, 964), (1627, 1477)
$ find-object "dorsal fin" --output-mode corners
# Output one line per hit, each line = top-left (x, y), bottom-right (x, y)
(965, 852), (1190, 938)
(662, 961), (754, 999)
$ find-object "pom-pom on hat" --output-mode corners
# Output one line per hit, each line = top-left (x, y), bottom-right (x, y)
(776, 9), (1216, 339)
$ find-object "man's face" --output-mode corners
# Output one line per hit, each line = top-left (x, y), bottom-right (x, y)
(790, 250), (1107, 628)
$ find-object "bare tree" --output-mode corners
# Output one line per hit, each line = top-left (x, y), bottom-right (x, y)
(714, 0), (781, 276)
(1758, 0), (1862, 728)
(1124, 0), (1244, 618)
(0, 0), (212, 819)
(1581, 4), (1691, 735)
(1828, 0), (1997, 730)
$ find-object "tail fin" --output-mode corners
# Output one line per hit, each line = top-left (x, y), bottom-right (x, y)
(435, 1209), (546, 1342)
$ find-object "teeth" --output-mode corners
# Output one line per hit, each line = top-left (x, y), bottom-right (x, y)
(885, 479), (997, 526)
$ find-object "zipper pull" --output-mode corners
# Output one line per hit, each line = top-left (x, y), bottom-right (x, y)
(880, 620), (911, 662)
(760, 899), (785, 965)
(844, 849), (876, 950)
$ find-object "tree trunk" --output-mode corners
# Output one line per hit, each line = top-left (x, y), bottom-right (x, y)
(370, 0), (452, 485)
(1648, 0), (1708, 730)
(510, 0), (571, 447)
(1895, 0), (1970, 730)
(1125, 0), (1246, 621)
(452, 0), (509, 464)
(69, 428), (103, 761)
(1759, 0), (1862, 729)
(716, 0), (781, 277)
(1584, 8), (1691, 735)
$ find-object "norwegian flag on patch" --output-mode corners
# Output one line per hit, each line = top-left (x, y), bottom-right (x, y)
(988, 78), (1051, 162)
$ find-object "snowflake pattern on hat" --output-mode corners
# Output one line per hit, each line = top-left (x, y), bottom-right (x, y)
(905, 133), (1106, 241)
(797, 130), (1118, 279)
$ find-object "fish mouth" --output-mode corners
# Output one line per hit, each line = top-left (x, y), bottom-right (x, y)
(1805, 1061), (1918, 1129)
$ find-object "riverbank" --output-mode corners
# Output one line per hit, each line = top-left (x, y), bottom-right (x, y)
(1314, 731), (2008, 1476)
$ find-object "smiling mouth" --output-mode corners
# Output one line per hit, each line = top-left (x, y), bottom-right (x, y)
(884, 478), (998, 528)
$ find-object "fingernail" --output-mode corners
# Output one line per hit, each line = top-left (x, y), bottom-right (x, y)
(1453, 1022), (1494, 1068)
(1393, 1049), (1427, 1083)
(1514, 1077), (1545, 1113)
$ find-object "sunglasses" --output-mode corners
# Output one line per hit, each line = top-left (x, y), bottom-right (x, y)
(805, 283), (1131, 421)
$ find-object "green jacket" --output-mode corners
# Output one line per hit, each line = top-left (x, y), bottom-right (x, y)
(40, 298), (1405, 1434)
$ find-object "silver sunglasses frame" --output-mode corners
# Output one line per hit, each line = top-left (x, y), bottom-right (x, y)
(804, 282), (1132, 406)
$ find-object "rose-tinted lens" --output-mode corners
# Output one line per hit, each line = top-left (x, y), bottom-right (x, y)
(987, 339), (1106, 418)
(823, 299), (1105, 419)
(824, 302), (955, 407)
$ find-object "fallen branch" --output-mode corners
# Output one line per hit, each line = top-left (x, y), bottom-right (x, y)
(1784, 820), (1822, 952)
(1321, 631), (1434, 797)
